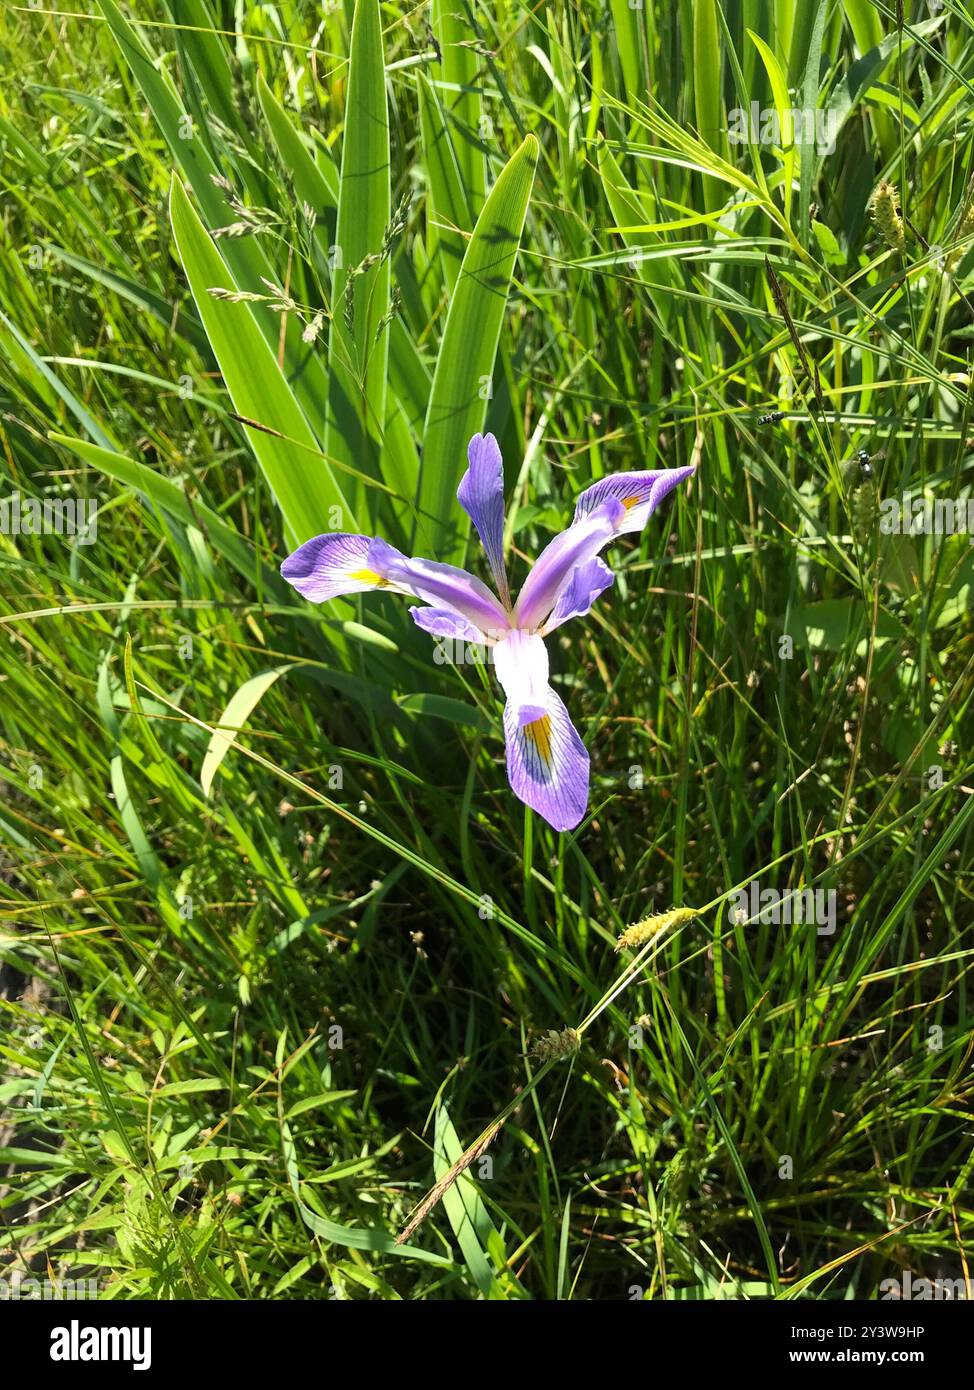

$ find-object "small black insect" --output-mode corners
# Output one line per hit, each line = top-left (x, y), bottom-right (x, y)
(845, 449), (884, 484)
(758, 410), (784, 425)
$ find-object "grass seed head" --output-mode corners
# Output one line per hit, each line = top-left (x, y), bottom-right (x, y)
(870, 182), (907, 256)
(531, 1026), (580, 1061)
(616, 907), (697, 951)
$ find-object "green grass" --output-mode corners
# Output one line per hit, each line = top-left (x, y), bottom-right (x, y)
(0, 0), (972, 1301)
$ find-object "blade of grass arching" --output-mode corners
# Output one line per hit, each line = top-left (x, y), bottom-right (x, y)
(325, 0), (390, 528)
(170, 177), (354, 546)
(200, 665), (295, 797)
(48, 433), (281, 593)
(96, 0), (331, 441)
(46, 246), (210, 356)
(0, 310), (116, 452)
(419, 134), (538, 561)
(431, 0), (486, 216)
(280, 1150), (452, 1273)
(597, 137), (678, 331)
(748, 32), (796, 228)
(291, 1192), (455, 1270)
(274, 1074), (454, 1270)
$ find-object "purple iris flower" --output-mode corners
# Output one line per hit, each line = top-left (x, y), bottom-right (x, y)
(280, 434), (694, 832)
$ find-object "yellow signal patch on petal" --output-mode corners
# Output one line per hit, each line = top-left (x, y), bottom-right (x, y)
(523, 713), (553, 765)
(347, 568), (389, 587)
(621, 495), (642, 510)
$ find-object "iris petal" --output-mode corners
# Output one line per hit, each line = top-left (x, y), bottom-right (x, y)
(281, 533), (509, 640)
(409, 607), (487, 643)
(514, 499), (624, 631)
(573, 466), (695, 535)
(457, 433), (510, 606)
(367, 538), (508, 636)
(503, 684), (589, 832)
(280, 533), (391, 601)
(543, 557), (614, 634)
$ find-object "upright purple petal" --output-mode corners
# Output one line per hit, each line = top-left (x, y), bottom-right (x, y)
(543, 557), (614, 634)
(369, 538), (510, 638)
(573, 466), (695, 535)
(281, 532), (389, 601)
(514, 498), (624, 631)
(493, 630), (550, 726)
(503, 685), (589, 832)
(458, 433), (511, 607)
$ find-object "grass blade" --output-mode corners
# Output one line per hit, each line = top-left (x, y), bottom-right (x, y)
(419, 134), (538, 560)
(170, 177), (354, 545)
(325, 0), (391, 526)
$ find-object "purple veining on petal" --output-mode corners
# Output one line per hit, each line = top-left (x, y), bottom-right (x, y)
(503, 684), (589, 832)
(280, 532), (380, 601)
(573, 466), (696, 535)
(513, 497), (625, 631)
(542, 557), (614, 634)
(458, 433), (511, 607)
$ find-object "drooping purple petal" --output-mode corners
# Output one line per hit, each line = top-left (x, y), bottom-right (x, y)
(543, 557), (614, 634)
(513, 498), (625, 631)
(503, 683), (589, 832)
(368, 538), (510, 638)
(280, 532), (390, 601)
(409, 606), (486, 643)
(573, 466), (695, 535)
(458, 433), (511, 607)
(493, 630), (550, 726)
